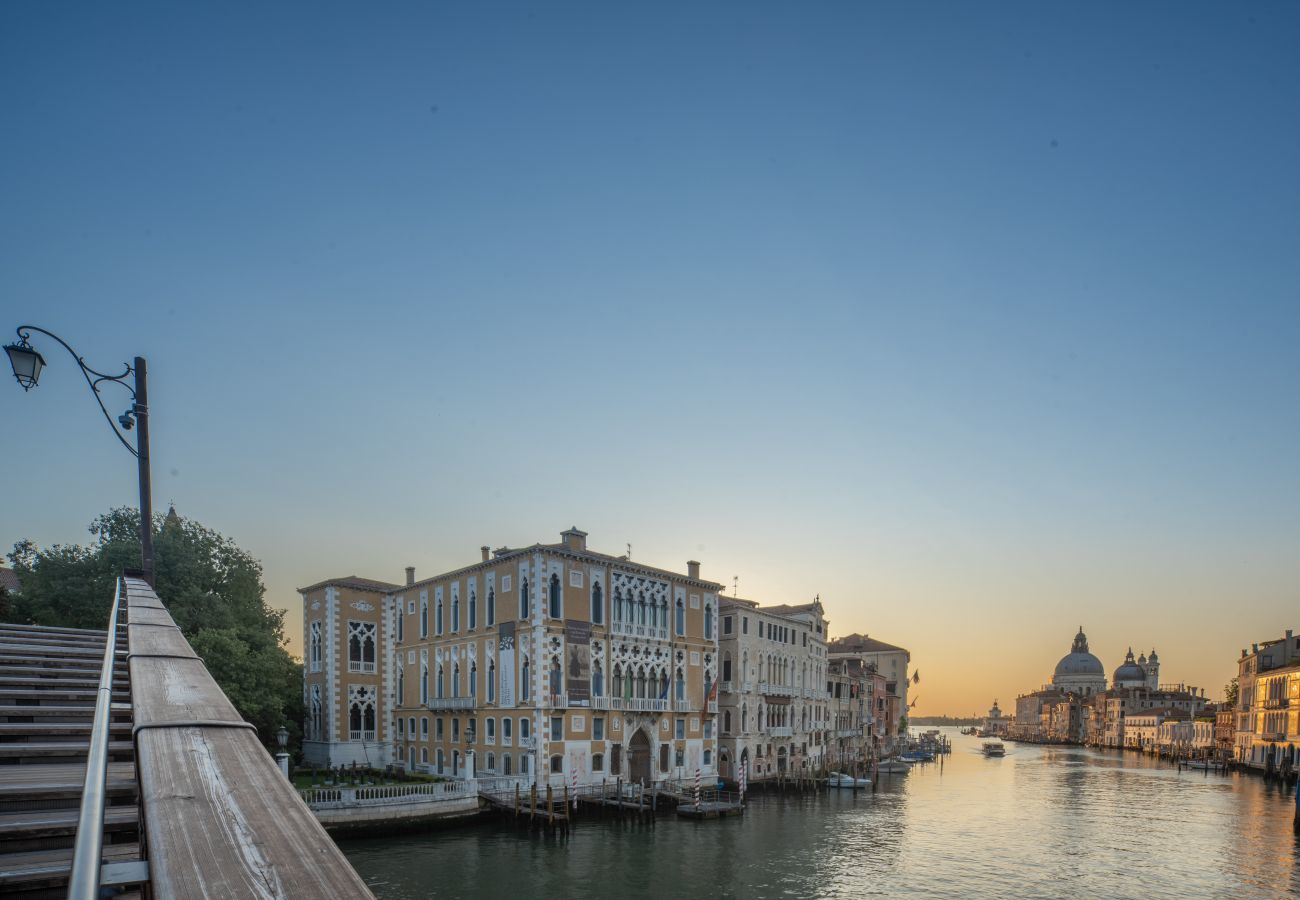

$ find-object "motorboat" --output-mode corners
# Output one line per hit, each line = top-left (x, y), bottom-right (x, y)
(876, 759), (912, 774)
(982, 741), (1006, 757)
(902, 749), (934, 762)
(828, 772), (872, 788)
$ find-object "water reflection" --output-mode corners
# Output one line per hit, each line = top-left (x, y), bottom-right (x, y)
(338, 729), (1300, 899)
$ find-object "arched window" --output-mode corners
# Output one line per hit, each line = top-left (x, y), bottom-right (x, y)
(742, 704), (748, 732)
(436, 665), (444, 699)
(520, 717), (531, 740)
(612, 664), (623, 699)
(488, 661), (496, 703)
(487, 588), (496, 626)
(469, 590), (477, 630)
(675, 668), (685, 701)
(591, 582), (603, 624)
(503, 717), (512, 743)
(397, 669), (405, 706)
(675, 598), (685, 636)
(420, 595), (428, 638)
(486, 752), (495, 772)
(724, 709), (732, 734)
(453, 664), (461, 698)
(704, 603), (713, 640)
(592, 660), (604, 697)
(503, 755), (512, 775)
(549, 573), (562, 618)
(637, 593), (647, 626)
(436, 595), (444, 636)
(658, 670), (668, 700)
(520, 657), (530, 701)
(422, 664), (430, 704)
(520, 578), (530, 619)
(309, 622), (322, 672)
(635, 669), (646, 699)
(470, 662), (477, 697)
(452, 593), (460, 632)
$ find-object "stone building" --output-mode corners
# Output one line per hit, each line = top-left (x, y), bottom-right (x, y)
(300, 575), (401, 768)
(1233, 629), (1300, 772)
(716, 596), (830, 782)
(302, 528), (722, 788)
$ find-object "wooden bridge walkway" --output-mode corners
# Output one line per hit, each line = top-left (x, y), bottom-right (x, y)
(0, 576), (374, 898)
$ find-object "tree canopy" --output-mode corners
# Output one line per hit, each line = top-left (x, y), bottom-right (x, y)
(6, 507), (302, 748)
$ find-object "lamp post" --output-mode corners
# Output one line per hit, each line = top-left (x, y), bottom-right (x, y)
(276, 726), (290, 779)
(5, 325), (154, 584)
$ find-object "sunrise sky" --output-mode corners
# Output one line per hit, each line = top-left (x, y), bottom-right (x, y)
(3, 3), (1297, 715)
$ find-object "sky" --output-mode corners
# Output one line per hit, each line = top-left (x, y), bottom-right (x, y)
(2, 2), (1297, 716)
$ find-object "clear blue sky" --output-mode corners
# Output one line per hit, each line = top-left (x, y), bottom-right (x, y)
(3, 2), (1297, 712)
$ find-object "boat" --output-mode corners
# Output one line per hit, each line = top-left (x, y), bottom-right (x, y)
(828, 772), (871, 788)
(1183, 759), (1214, 770)
(982, 741), (1006, 757)
(902, 749), (934, 762)
(876, 759), (912, 774)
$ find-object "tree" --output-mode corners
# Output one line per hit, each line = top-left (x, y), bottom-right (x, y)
(1224, 677), (1239, 707)
(7, 507), (303, 748)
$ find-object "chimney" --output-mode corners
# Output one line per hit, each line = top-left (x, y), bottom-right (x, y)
(687, 560), (700, 580)
(405, 566), (415, 586)
(481, 546), (490, 563)
(1287, 629), (1294, 639)
(561, 527), (588, 553)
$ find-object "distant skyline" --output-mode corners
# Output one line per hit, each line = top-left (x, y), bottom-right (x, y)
(2, 3), (1297, 714)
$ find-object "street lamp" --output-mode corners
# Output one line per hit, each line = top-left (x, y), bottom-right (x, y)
(5, 325), (154, 583)
(276, 726), (290, 779)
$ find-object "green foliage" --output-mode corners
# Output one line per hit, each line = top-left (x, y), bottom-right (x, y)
(7, 507), (302, 748)
(1224, 677), (1238, 707)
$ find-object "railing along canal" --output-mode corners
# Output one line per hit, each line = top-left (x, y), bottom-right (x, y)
(302, 779), (478, 808)
(67, 576), (127, 900)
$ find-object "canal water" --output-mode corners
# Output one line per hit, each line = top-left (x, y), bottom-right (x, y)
(337, 729), (1300, 898)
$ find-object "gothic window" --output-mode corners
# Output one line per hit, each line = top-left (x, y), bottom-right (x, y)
(592, 660), (604, 697)
(521, 657), (531, 701)
(452, 592), (460, 632)
(675, 598), (685, 636)
(503, 717), (512, 744)
(675, 668), (685, 702)
(659, 670), (669, 700)
(436, 665), (445, 699)
(724, 709), (732, 734)
(613, 664), (624, 699)
(742, 704), (748, 732)
(310, 685), (322, 740)
(436, 594), (444, 636)
(421, 664), (429, 704)
(635, 669), (646, 699)
(637, 593), (647, 626)
(470, 662), (478, 698)
(309, 622), (322, 673)
(488, 661), (496, 703)
(348, 686), (376, 741)
(723, 653), (732, 683)
(591, 582), (604, 624)
(487, 588), (496, 626)
(704, 603), (713, 640)
(453, 664), (461, 698)
(659, 744), (670, 772)
(420, 595), (428, 637)
(469, 590), (476, 630)
(397, 668), (405, 705)
(348, 621), (376, 673)
(396, 604), (403, 642)
(549, 573), (562, 619)
(520, 578), (530, 619)
(520, 717), (530, 740)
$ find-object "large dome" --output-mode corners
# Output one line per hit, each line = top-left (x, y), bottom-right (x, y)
(1055, 652), (1104, 677)
(1054, 627), (1104, 677)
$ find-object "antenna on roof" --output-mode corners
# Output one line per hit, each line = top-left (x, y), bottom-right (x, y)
(626, 543), (632, 561)
(733, 576), (739, 597)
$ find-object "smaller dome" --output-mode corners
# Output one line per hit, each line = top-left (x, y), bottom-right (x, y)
(1113, 647), (1146, 684)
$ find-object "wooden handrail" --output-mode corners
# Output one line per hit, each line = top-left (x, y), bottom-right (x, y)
(124, 576), (373, 897)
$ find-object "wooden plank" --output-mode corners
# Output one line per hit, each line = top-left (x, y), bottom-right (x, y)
(0, 841), (141, 887)
(125, 577), (373, 899)
(123, 605), (175, 628)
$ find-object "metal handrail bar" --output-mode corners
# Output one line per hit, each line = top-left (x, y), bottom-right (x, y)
(68, 576), (125, 899)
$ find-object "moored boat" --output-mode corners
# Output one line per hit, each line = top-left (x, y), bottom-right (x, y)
(876, 759), (912, 774)
(828, 772), (871, 788)
(982, 741), (1006, 757)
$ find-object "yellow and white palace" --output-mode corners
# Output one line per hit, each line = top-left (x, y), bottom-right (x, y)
(301, 528), (722, 789)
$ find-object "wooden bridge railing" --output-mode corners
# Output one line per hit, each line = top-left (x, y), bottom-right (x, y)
(125, 576), (373, 898)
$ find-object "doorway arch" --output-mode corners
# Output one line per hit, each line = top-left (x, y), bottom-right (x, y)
(628, 728), (652, 786)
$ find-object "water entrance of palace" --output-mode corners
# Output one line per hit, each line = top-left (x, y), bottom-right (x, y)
(337, 730), (1300, 898)
(627, 728), (651, 786)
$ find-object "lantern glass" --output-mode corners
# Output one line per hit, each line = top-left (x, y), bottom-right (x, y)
(5, 342), (45, 390)
(277, 726), (289, 749)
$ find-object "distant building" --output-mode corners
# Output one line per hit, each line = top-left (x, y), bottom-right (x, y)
(827, 633), (910, 737)
(982, 699), (1007, 736)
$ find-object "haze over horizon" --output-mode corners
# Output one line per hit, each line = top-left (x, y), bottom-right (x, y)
(3, 3), (1297, 716)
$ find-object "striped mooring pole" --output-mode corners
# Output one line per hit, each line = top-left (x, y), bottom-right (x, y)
(739, 761), (746, 799)
(572, 767), (578, 809)
(695, 767), (701, 810)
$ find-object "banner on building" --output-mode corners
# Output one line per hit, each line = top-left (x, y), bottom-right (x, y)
(565, 619), (591, 705)
(498, 622), (516, 708)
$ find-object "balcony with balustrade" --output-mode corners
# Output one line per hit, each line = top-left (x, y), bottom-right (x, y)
(770, 726), (794, 738)
(427, 696), (476, 711)
(760, 683), (795, 698)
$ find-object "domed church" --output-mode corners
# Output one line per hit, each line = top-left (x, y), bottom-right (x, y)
(1051, 627), (1108, 696)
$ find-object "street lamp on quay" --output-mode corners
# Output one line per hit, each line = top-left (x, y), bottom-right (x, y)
(4, 325), (155, 584)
